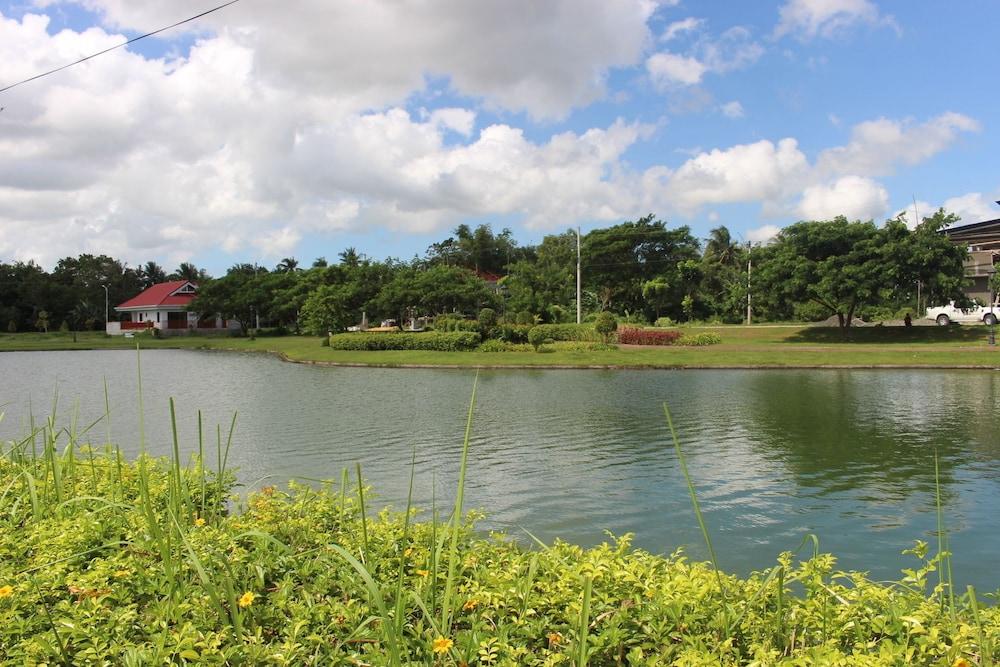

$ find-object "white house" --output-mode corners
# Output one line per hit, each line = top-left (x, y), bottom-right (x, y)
(106, 280), (237, 335)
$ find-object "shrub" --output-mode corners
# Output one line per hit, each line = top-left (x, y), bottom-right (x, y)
(527, 326), (552, 351)
(496, 324), (532, 343)
(617, 327), (682, 345)
(59, 320), (70, 333)
(3, 446), (998, 665)
(328, 331), (480, 351)
(434, 315), (480, 333)
(556, 341), (620, 352)
(676, 332), (722, 346)
(514, 310), (535, 325)
(477, 339), (533, 353)
(594, 312), (617, 343)
(527, 323), (600, 343)
(654, 316), (674, 328)
(478, 308), (497, 328)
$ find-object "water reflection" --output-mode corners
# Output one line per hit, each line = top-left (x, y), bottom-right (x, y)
(1, 351), (999, 592)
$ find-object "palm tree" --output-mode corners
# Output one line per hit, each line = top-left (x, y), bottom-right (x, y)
(170, 262), (207, 282)
(141, 261), (167, 287)
(338, 248), (361, 268)
(705, 226), (738, 266)
(275, 257), (300, 273)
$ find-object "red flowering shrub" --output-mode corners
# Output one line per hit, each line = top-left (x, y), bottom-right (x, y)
(616, 327), (682, 346)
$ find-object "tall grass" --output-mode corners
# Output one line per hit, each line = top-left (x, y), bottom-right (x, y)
(2, 362), (997, 665)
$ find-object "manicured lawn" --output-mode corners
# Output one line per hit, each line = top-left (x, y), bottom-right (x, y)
(3, 326), (999, 368)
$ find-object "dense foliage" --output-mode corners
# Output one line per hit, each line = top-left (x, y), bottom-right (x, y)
(754, 211), (968, 329)
(2, 210), (971, 334)
(327, 331), (481, 351)
(2, 443), (998, 665)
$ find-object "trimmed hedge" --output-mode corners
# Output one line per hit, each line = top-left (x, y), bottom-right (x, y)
(527, 323), (600, 342)
(677, 332), (723, 346)
(617, 327), (682, 346)
(328, 331), (480, 351)
(433, 315), (480, 333)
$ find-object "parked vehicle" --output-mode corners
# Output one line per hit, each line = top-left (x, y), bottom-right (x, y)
(925, 300), (999, 326)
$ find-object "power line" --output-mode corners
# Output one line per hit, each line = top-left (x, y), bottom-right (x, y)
(0, 0), (241, 94)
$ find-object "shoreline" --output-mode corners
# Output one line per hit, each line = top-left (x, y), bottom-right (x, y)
(4, 343), (1000, 371)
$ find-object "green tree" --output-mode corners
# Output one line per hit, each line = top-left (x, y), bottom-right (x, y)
(582, 215), (700, 320)
(190, 264), (269, 334)
(755, 213), (967, 330)
(140, 261), (168, 287)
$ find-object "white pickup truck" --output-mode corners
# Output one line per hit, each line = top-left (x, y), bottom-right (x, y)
(925, 300), (999, 326)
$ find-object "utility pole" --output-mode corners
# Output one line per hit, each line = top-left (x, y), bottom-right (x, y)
(746, 242), (752, 326)
(102, 284), (109, 331)
(576, 226), (582, 324)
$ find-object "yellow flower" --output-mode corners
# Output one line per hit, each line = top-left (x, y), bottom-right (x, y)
(416, 569), (429, 577)
(0, 585), (12, 598)
(194, 517), (206, 527)
(112, 570), (130, 579)
(432, 636), (453, 655)
(238, 591), (256, 608)
(462, 598), (479, 611)
(464, 554), (478, 567)
(404, 547), (414, 557)
(953, 659), (972, 667)
(547, 632), (563, 647)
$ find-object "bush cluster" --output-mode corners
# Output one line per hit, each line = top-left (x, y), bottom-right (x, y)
(676, 332), (723, 346)
(2, 448), (997, 665)
(476, 339), (533, 352)
(328, 331), (480, 351)
(494, 323), (533, 343)
(527, 323), (600, 342)
(617, 327), (682, 345)
(433, 315), (480, 333)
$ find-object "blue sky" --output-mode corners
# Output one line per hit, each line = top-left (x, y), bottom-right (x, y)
(0, 0), (997, 273)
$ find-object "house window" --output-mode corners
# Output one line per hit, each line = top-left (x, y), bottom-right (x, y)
(157, 312), (161, 323)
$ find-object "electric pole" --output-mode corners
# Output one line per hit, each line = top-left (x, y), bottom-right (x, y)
(576, 226), (582, 325)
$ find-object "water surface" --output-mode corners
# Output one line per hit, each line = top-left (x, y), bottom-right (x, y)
(2, 349), (999, 591)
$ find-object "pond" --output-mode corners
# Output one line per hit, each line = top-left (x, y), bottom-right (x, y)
(3, 349), (1000, 592)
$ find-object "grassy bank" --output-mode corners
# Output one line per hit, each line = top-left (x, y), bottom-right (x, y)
(2, 408), (998, 665)
(3, 326), (999, 368)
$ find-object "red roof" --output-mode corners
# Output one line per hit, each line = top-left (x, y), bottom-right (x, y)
(116, 281), (197, 309)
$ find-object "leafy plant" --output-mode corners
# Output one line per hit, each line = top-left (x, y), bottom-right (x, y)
(328, 331), (480, 351)
(617, 326), (681, 345)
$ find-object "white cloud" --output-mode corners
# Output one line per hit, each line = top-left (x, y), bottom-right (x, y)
(646, 52), (707, 87)
(662, 138), (810, 215)
(720, 101), (745, 118)
(816, 112), (980, 178)
(647, 24), (763, 89)
(661, 17), (704, 41)
(895, 192), (1000, 229)
(795, 176), (889, 220)
(774, 0), (898, 40)
(941, 192), (1000, 225)
(43, 0), (657, 120)
(0, 7), (982, 268)
(747, 224), (781, 244)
